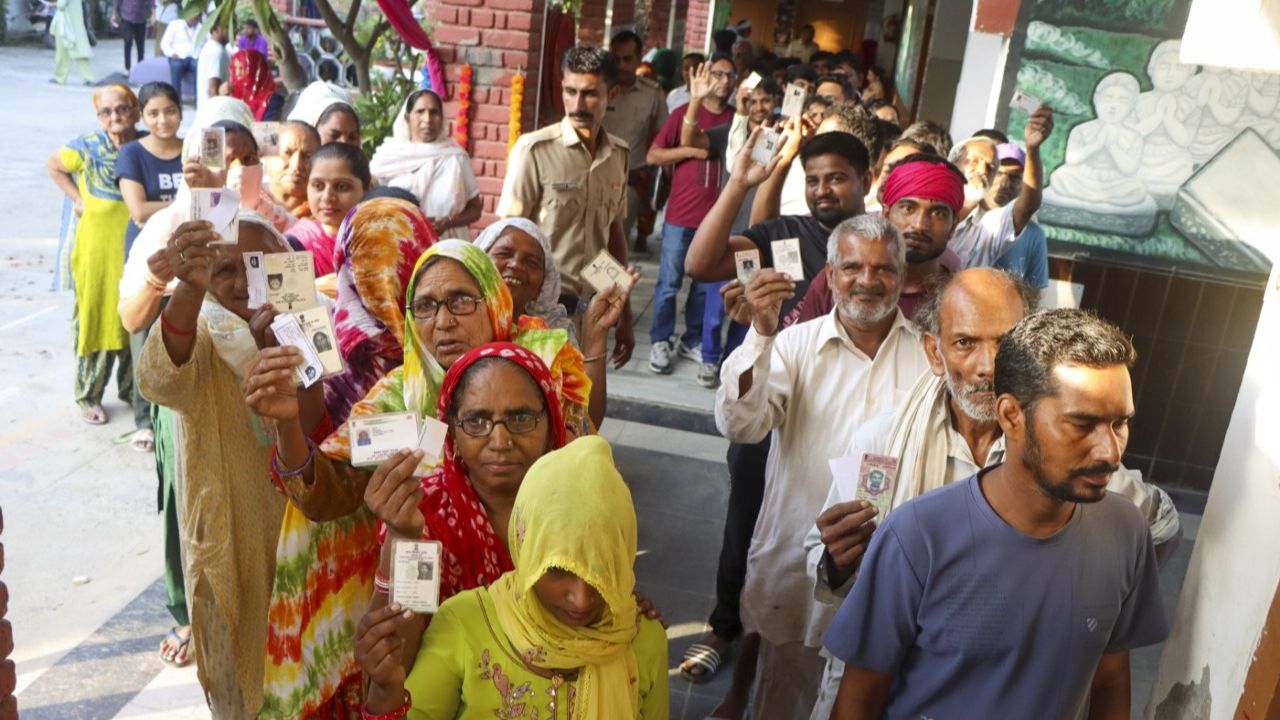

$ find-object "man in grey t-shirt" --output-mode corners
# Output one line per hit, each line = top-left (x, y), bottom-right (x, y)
(823, 308), (1169, 719)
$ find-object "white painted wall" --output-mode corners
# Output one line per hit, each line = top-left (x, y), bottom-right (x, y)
(949, 30), (1007, 140)
(1145, 265), (1280, 718)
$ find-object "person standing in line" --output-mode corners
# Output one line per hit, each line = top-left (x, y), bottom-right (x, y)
(497, 46), (635, 368)
(161, 15), (199, 100)
(604, 30), (668, 254)
(824, 309), (1169, 720)
(112, 0), (150, 73)
(196, 22), (229, 110)
(49, 0), (94, 86)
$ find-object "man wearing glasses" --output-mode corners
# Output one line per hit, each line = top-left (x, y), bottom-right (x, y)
(644, 53), (737, 374)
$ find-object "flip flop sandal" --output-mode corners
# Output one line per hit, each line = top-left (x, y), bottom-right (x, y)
(160, 626), (192, 667)
(81, 405), (108, 425)
(130, 429), (155, 453)
(679, 642), (726, 684)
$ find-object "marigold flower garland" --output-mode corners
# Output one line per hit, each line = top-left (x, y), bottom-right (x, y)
(454, 63), (473, 151)
(508, 70), (525, 156)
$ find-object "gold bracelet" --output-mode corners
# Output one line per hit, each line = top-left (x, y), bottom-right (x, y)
(583, 353), (607, 363)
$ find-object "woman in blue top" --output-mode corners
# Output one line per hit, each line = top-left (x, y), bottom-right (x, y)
(117, 82), (184, 254)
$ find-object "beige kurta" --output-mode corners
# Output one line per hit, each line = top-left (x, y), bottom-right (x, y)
(137, 324), (286, 717)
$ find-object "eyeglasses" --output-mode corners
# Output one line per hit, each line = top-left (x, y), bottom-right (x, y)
(97, 104), (134, 118)
(410, 295), (485, 320)
(709, 70), (735, 80)
(455, 412), (544, 437)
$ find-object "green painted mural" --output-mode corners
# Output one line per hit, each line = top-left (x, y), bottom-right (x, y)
(1006, 0), (1278, 277)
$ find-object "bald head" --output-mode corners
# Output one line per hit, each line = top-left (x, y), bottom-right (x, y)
(916, 268), (1034, 337)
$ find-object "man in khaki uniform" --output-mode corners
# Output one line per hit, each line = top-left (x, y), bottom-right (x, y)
(605, 30), (668, 253)
(498, 46), (635, 366)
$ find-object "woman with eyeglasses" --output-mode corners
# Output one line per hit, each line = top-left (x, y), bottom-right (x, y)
(46, 83), (141, 428)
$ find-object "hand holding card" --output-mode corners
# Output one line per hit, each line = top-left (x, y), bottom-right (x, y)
(190, 187), (241, 245)
(770, 238), (804, 280)
(582, 249), (636, 296)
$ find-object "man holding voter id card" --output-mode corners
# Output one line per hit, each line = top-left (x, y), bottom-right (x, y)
(711, 214), (929, 717)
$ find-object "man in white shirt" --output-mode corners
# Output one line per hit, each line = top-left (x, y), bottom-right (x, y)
(802, 266), (1183, 719)
(714, 214), (931, 718)
(666, 51), (705, 113)
(196, 23), (229, 109)
(160, 15), (199, 100)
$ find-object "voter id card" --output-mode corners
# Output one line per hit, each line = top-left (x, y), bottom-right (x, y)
(390, 538), (442, 614)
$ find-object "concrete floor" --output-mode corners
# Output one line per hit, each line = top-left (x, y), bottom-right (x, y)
(0, 36), (1200, 720)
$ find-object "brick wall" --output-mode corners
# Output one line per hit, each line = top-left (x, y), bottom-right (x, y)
(0, 509), (14, 720)
(578, 0), (608, 46)
(646, 0), (672, 50)
(429, 0), (547, 230)
(682, 0), (710, 53)
(612, 0), (637, 30)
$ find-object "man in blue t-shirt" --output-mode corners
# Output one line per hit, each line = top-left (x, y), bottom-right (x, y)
(824, 308), (1168, 720)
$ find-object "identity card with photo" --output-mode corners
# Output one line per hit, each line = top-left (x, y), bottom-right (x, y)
(199, 126), (226, 171)
(735, 249), (761, 285)
(190, 187), (240, 245)
(258, 252), (319, 312)
(1009, 89), (1044, 114)
(770, 238), (804, 281)
(244, 252), (267, 308)
(742, 71), (762, 90)
(253, 121), (281, 156)
(856, 452), (899, 516)
(390, 538), (442, 614)
(293, 305), (343, 377)
(348, 412), (422, 468)
(270, 313), (325, 388)
(781, 82), (807, 119)
(582, 249), (635, 295)
(751, 127), (782, 167)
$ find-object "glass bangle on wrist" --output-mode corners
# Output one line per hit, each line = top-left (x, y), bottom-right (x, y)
(361, 691), (411, 720)
(271, 438), (315, 478)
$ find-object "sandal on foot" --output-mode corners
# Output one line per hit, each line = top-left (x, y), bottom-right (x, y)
(679, 642), (726, 683)
(81, 405), (108, 425)
(130, 429), (155, 453)
(160, 626), (192, 667)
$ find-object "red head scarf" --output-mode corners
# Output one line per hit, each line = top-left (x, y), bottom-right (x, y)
(229, 50), (276, 120)
(881, 159), (965, 217)
(392, 342), (568, 601)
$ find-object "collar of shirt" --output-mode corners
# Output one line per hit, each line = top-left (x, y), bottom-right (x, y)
(946, 421), (1007, 471)
(557, 116), (619, 169)
(816, 307), (919, 359)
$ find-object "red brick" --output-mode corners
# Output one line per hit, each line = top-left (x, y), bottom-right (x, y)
(477, 176), (505, 196)
(471, 87), (490, 104)
(486, 0), (536, 9)
(0, 621), (11, 660)
(0, 696), (16, 720)
(507, 11), (535, 31)
(441, 0), (483, 6)
(471, 9), (495, 27)
(475, 105), (510, 124)
(504, 50), (533, 69)
(435, 26), (481, 46)
(0, 544), (5, 575)
(433, 6), (457, 24)
(0, 507), (4, 535)
(485, 29), (533, 50)
(473, 140), (509, 160)
(456, 8), (470, 23)
(0, 661), (13, 698)
(0, 583), (7, 618)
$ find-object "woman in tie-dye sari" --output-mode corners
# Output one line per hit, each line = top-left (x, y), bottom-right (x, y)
(245, 239), (592, 716)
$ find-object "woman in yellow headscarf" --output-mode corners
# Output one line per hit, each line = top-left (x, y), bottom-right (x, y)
(355, 436), (669, 719)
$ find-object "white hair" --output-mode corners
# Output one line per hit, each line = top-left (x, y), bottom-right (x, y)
(826, 214), (905, 271)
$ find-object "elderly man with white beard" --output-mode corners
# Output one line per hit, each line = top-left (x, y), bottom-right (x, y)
(801, 267), (1182, 720)
(714, 214), (932, 718)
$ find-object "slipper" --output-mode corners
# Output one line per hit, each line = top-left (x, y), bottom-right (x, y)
(81, 405), (108, 425)
(679, 642), (725, 683)
(160, 626), (192, 667)
(130, 429), (155, 453)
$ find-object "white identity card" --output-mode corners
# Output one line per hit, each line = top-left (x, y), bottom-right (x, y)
(770, 238), (804, 280)
(253, 121), (281, 156)
(199, 126), (226, 171)
(416, 415), (448, 466)
(751, 127), (782, 167)
(742, 71), (762, 90)
(190, 187), (241, 245)
(582, 249), (635, 295)
(293, 305), (343, 377)
(348, 412), (422, 468)
(270, 313), (326, 388)
(735, 249), (760, 285)
(781, 82), (807, 119)
(1009, 89), (1043, 114)
(244, 252), (267, 308)
(390, 538), (442, 614)
(253, 252), (318, 311)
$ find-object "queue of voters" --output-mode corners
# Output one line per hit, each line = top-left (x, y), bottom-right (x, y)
(42, 14), (1191, 720)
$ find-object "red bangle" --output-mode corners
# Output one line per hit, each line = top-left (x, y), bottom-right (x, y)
(160, 310), (195, 337)
(361, 690), (411, 720)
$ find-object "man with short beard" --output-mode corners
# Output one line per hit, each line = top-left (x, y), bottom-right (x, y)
(947, 106), (1053, 269)
(266, 120), (320, 218)
(713, 215), (931, 718)
(802, 269), (1181, 720)
(987, 142), (1050, 288)
(822, 308), (1170, 720)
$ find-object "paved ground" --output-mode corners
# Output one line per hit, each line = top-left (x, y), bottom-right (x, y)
(1, 36), (1199, 720)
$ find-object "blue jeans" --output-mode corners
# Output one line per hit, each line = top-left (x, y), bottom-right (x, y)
(648, 223), (707, 347)
(168, 56), (197, 99)
(701, 280), (750, 364)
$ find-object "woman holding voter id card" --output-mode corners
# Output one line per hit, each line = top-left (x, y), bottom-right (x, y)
(135, 211), (294, 718)
(356, 435), (670, 720)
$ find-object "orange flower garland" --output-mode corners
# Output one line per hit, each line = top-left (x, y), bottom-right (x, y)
(508, 71), (525, 157)
(454, 63), (473, 151)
